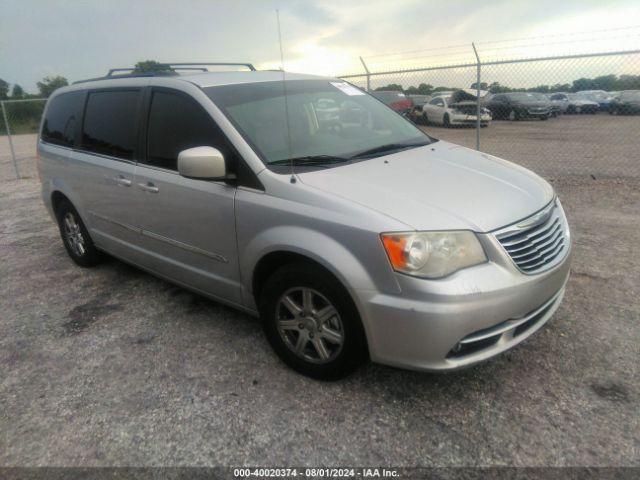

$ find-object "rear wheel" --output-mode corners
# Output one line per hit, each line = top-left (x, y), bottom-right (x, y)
(56, 199), (102, 267)
(259, 263), (367, 380)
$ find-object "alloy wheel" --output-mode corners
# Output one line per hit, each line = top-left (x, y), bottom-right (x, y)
(275, 287), (344, 364)
(62, 212), (86, 257)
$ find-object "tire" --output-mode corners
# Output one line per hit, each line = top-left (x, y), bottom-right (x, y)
(55, 199), (103, 267)
(443, 113), (451, 128)
(540, 115), (549, 121)
(259, 263), (368, 380)
(508, 109), (518, 121)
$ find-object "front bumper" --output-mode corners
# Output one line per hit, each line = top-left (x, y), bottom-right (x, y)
(450, 113), (491, 124)
(357, 216), (571, 372)
(521, 107), (550, 117)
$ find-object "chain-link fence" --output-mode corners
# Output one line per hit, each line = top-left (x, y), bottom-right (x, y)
(2, 47), (639, 181)
(340, 48), (640, 179)
(1, 98), (46, 180)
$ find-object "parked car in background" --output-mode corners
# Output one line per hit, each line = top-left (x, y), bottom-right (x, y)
(314, 98), (340, 128)
(609, 90), (640, 115)
(546, 93), (569, 115)
(407, 94), (431, 123)
(422, 90), (491, 127)
(484, 92), (551, 120)
(371, 90), (413, 115)
(547, 93), (598, 114)
(565, 93), (599, 114)
(576, 90), (615, 111)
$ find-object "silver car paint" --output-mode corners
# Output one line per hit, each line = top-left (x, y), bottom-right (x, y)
(39, 71), (571, 372)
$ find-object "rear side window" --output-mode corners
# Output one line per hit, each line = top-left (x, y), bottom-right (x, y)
(145, 91), (226, 171)
(82, 90), (140, 160)
(41, 92), (84, 147)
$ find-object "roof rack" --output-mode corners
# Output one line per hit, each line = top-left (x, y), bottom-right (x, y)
(74, 62), (256, 84)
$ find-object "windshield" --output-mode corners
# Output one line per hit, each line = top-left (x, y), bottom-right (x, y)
(205, 80), (431, 165)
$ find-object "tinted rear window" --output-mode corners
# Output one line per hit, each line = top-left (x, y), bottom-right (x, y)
(41, 92), (84, 147)
(82, 90), (140, 160)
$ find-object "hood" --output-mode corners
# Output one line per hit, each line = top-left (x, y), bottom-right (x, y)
(297, 141), (554, 232)
(450, 89), (488, 103)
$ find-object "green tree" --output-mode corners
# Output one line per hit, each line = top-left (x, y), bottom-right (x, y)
(470, 82), (488, 90)
(0, 78), (8, 100)
(11, 84), (24, 98)
(417, 83), (433, 95)
(571, 77), (595, 92)
(133, 60), (173, 73)
(617, 74), (640, 90)
(374, 83), (403, 92)
(37, 76), (68, 97)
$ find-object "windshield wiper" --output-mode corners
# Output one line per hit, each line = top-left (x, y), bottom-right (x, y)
(269, 155), (351, 166)
(349, 142), (430, 159)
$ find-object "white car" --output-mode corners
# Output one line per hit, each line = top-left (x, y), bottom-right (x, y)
(422, 90), (491, 127)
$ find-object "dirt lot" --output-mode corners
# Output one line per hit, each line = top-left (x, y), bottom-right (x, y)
(1, 115), (639, 467)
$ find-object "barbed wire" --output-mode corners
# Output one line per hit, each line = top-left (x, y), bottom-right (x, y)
(362, 25), (640, 63)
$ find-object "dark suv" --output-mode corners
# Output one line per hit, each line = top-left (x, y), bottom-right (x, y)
(610, 90), (640, 115)
(485, 92), (551, 120)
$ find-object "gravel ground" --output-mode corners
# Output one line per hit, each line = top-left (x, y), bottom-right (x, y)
(1, 172), (638, 467)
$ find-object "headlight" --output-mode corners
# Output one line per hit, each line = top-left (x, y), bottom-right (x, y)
(381, 231), (487, 278)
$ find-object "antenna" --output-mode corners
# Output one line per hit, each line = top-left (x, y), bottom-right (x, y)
(276, 9), (296, 183)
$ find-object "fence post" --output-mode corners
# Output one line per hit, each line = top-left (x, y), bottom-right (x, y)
(1, 101), (20, 179)
(472, 43), (481, 151)
(359, 56), (371, 92)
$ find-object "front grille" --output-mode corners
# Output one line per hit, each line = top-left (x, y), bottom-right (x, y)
(495, 200), (569, 274)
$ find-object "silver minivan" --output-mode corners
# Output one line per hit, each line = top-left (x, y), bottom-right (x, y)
(38, 66), (571, 379)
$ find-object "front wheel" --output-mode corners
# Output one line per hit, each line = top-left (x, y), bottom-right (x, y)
(259, 263), (368, 380)
(508, 109), (519, 121)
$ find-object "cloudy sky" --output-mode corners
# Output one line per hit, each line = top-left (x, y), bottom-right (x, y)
(1, 0), (639, 92)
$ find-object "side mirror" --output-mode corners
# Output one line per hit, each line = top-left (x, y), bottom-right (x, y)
(177, 146), (226, 180)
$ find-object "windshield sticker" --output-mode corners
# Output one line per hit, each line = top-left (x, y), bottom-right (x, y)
(330, 82), (365, 96)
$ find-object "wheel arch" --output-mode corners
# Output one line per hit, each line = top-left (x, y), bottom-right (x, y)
(51, 190), (71, 218)
(251, 249), (371, 361)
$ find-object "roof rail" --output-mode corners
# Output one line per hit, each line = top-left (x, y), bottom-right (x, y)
(162, 62), (256, 71)
(74, 62), (256, 84)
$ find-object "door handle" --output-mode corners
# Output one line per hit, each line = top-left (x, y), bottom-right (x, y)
(114, 175), (132, 187)
(138, 182), (159, 193)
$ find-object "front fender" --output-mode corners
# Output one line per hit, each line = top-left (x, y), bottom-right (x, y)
(240, 225), (389, 311)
